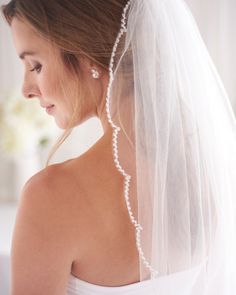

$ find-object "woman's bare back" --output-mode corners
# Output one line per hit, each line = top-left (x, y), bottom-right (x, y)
(54, 131), (140, 286)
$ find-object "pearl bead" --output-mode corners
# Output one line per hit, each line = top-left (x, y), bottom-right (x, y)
(103, 0), (158, 278)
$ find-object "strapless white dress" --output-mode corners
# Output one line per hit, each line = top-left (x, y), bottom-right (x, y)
(66, 262), (206, 295)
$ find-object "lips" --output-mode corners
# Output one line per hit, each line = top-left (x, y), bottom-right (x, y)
(41, 104), (55, 108)
(45, 105), (55, 114)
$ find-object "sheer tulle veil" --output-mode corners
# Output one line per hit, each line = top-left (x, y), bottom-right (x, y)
(105, 0), (236, 293)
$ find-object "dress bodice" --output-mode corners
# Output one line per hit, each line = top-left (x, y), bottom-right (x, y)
(66, 262), (205, 295)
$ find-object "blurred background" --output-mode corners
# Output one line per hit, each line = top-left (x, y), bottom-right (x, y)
(0, 0), (236, 294)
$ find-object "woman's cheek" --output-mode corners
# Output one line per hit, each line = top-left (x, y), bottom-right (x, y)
(39, 75), (56, 99)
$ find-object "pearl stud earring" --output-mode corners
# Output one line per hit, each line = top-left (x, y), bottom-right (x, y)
(91, 68), (100, 79)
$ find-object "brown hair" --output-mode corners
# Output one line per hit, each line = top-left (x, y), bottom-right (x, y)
(1, 0), (128, 166)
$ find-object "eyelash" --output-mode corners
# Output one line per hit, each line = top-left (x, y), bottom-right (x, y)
(30, 64), (42, 73)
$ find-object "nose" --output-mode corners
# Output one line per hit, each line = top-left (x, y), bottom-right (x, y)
(22, 85), (39, 99)
(22, 73), (40, 99)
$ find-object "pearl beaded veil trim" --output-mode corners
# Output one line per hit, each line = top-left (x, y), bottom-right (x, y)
(104, 0), (236, 290)
(104, 0), (159, 279)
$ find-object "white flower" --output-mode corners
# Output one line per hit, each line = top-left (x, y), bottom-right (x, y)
(0, 89), (57, 158)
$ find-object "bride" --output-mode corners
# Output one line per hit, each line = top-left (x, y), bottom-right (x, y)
(2, 0), (236, 294)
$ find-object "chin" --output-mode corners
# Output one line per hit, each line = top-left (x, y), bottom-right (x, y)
(54, 117), (69, 130)
(55, 116), (80, 130)
(54, 110), (91, 129)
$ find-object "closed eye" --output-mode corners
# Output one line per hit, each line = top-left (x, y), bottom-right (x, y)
(30, 64), (42, 74)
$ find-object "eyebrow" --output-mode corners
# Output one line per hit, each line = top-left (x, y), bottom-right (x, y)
(19, 51), (37, 60)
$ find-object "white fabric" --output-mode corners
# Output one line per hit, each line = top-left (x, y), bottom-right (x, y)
(66, 261), (205, 295)
(106, 0), (236, 292)
(186, 0), (236, 111)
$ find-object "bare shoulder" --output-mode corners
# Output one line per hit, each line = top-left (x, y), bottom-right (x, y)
(11, 160), (82, 294)
(22, 160), (73, 199)
(17, 159), (81, 245)
(18, 159), (85, 235)
(24, 157), (86, 205)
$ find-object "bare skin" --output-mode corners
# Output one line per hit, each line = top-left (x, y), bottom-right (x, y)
(61, 128), (140, 285)
(9, 17), (140, 294)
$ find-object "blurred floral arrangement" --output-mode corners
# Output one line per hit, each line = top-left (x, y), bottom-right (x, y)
(0, 90), (57, 160)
